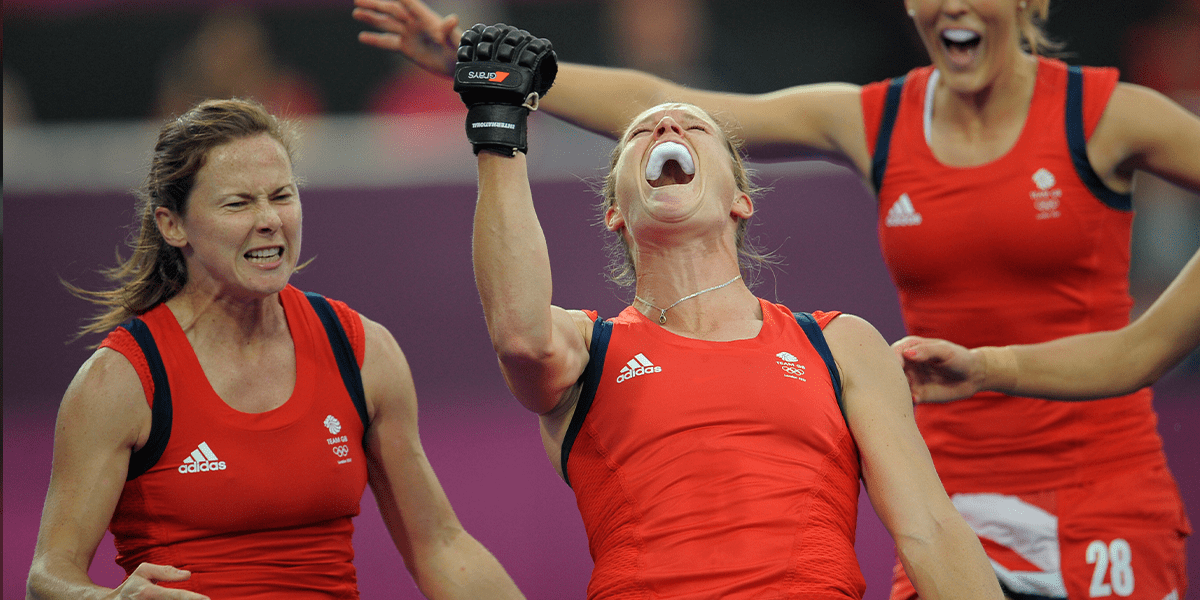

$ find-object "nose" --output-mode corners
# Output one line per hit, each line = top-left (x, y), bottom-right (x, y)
(653, 116), (684, 139)
(255, 199), (283, 232)
(939, 0), (969, 16)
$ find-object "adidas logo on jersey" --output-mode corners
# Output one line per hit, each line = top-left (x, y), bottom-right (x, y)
(616, 353), (662, 383)
(178, 441), (227, 474)
(885, 193), (923, 227)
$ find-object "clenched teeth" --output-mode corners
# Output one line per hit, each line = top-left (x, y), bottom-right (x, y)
(246, 248), (282, 261)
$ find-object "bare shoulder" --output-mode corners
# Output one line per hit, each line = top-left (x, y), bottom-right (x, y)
(356, 314), (417, 422)
(820, 313), (907, 400)
(1095, 83), (1199, 154)
(821, 312), (889, 353)
(60, 347), (150, 450)
(359, 313), (405, 362)
(565, 308), (596, 345)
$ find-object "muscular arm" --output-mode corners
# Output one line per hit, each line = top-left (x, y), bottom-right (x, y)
(353, 0), (872, 172)
(827, 315), (1002, 600)
(28, 350), (208, 600)
(474, 151), (592, 415)
(543, 65), (870, 167)
(897, 246), (1200, 402)
(359, 316), (523, 599)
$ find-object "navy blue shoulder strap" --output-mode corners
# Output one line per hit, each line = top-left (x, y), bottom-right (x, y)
(120, 318), (173, 481)
(793, 312), (846, 424)
(305, 292), (371, 444)
(871, 75), (906, 194)
(1065, 65), (1132, 211)
(560, 316), (613, 488)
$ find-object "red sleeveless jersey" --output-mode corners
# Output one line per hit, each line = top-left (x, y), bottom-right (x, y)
(565, 301), (864, 599)
(101, 285), (369, 599)
(861, 57), (1164, 493)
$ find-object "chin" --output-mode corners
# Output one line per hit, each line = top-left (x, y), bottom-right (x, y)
(242, 277), (292, 299)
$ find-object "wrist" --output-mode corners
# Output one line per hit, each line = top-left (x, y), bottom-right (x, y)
(978, 346), (1018, 393)
(464, 104), (529, 156)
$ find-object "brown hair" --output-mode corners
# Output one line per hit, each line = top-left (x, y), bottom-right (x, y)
(67, 98), (300, 341)
(598, 103), (773, 288)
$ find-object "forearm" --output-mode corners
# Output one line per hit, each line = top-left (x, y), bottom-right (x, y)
(411, 531), (524, 600)
(979, 322), (1180, 400)
(895, 513), (1003, 600)
(990, 247), (1200, 399)
(473, 152), (555, 354)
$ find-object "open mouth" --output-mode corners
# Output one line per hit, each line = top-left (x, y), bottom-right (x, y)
(645, 141), (696, 188)
(246, 247), (283, 263)
(941, 29), (981, 63)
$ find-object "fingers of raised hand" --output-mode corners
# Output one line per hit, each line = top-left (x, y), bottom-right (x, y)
(460, 24), (538, 64)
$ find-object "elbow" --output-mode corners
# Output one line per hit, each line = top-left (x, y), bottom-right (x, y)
(487, 316), (559, 367)
(491, 331), (555, 367)
(890, 508), (965, 567)
(405, 526), (485, 598)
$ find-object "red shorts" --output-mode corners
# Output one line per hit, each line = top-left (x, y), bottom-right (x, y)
(889, 465), (1190, 600)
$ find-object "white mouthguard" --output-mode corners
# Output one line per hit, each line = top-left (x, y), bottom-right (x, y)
(942, 29), (979, 43)
(645, 142), (696, 181)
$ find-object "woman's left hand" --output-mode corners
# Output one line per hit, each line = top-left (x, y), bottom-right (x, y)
(353, 0), (461, 77)
(892, 336), (984, 403)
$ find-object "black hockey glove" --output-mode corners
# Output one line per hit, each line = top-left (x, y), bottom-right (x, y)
(453, 23), (557, 156)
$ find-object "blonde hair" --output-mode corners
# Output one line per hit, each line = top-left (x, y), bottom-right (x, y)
(1019, 0), (1062, 55)
(67, 98), (301, 342)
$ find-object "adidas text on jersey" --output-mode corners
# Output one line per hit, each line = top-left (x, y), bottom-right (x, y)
(616, 353), (662, 383)
(178, 441), (227, 473)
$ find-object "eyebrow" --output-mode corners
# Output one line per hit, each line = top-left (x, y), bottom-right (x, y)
(222, 183), (297, 200)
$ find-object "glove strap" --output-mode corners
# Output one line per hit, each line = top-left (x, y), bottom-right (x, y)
(465, 104), (528, 156)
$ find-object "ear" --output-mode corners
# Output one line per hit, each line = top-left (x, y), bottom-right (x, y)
(605, 204), (625, 232)
(731, 192), (754, 220)
(155, 206), (188, 248)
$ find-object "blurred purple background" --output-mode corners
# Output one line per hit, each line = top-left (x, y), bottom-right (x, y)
(5, 164), (1198, 598)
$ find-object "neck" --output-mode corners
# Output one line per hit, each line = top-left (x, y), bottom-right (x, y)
(166, 286), (288, 346)
(938, 53), (1038, 126)
(631, 267), (760, 340)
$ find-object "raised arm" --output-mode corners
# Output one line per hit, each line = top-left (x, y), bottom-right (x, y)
(359, 317), (524, 599)
(28, 350), (210, 600)
(352, 0), (871, 172)
(896, 245), (1200, 402)
(825, 315), (1003, 600)
(427, 22), (594, 415)
(473, 151), (593, 415)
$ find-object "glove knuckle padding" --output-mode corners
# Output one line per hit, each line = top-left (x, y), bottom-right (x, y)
(454, 22), (558, 156)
